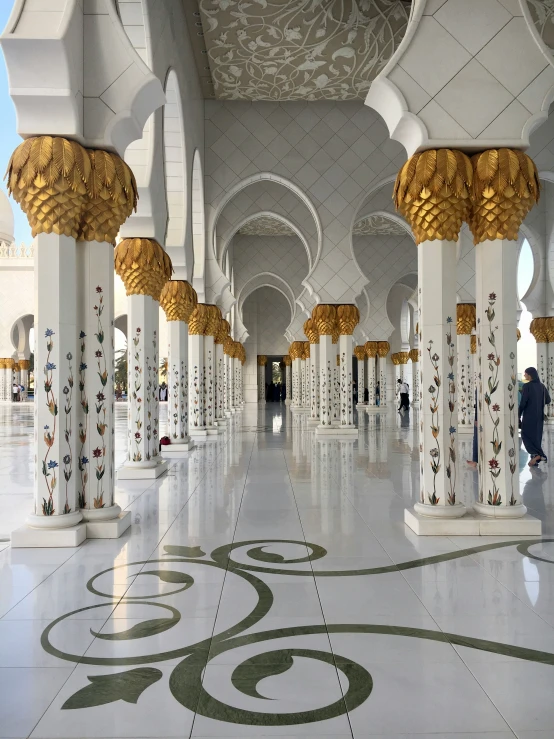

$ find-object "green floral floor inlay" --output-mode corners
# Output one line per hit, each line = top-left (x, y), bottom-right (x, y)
(41, 537), (554, 725)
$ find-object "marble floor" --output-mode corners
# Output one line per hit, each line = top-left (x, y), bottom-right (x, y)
(1, 402), (554, 738)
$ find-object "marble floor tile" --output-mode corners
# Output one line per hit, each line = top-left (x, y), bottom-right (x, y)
(1, 404), (554, 738)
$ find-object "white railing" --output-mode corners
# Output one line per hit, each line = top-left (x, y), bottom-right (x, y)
(0, 241), (34, 259)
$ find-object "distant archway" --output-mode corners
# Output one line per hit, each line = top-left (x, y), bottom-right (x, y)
(191, 149), (205, 298)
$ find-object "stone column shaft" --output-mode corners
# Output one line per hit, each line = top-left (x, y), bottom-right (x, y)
(339, 334), (355, 427)
(285, 363), (292, 405)
(189, 333), (206, 433)
(215, 342), (226, 422)
(309, 347), (319, 423)
(318, 335), (333, 428)
(167, 320), (190, 444)
(457, 333), (473, 432)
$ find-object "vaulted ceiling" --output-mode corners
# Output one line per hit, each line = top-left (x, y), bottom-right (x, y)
(191, 0), (411, 101)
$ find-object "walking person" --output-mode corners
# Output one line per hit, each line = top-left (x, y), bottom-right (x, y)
(519, 367), (551, 467)
(397, 378), (410, 412)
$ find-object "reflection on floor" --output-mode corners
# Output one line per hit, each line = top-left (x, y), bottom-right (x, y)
(1, 402), (554, 738)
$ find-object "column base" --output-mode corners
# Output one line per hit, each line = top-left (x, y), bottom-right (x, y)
(206, 427), (223, 436)
(162, 440), (195, 455)
(216, 417), (228, 426)
(117, 460), (169, 480)
(307, 417), (319, 427)
(405, 507), (541, 536)
(316, 426), (358, 438)
(81, 504), (122, 522)
(225, 410), (233, 417)
(356, 403), (366, 410)
(457, 425), (474, 436)
(86, 511), (132, 539)
(258, 400), (266, 405)
(285, 399), (291, 405)
(473, 501), (528, 518)
(189, 428), (209, 438)
(11, 523), (87, 548)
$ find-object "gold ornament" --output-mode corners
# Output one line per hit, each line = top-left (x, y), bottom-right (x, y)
(257, 355), (268, 366)
(204, 304), (222, 337)
(530, 317), (548, 343)
(377, 341), (390, 358)
(6, 136), (89, 239)
(19, 359), (30, 370)
(189, 304), (210, 336)
(303, 341), (310, 359)
(223, 336), (235, 357)
(215, 319), (231, 345)
(517, 328), (522, 342)
(283, 355), (292, 366)
(354, 346), (366, 361)
(397, 351), (409, 364)
(4, 358), (14, 369)
(159, 280), (197, 323)
(390, 353), (399, 366)
(470, 335), (477, 354)
(336, 354), (340, 367)
(290, 341), (304, 360)
(80, 148), (137, 243)
(115, 238), (173, 299)
(364, 341), (377, 358)
(303, 318), (319, 344)
(332, 327), (339, 344)
(337, 304), (360, 335)
(470, 149), (540, 244)
(312, 304), (337, 336)
(409, 348), (419, 362)
(456, 303), (476, 335)
(6, 136), (137, 244)
(393, 148), (472, 244)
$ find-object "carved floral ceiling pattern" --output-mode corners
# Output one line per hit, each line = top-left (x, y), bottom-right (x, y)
(353, 214), (408, 236)
(237, 216), (296, 235)
(527, 0), (554, 51)
(198, 0), (411, 100)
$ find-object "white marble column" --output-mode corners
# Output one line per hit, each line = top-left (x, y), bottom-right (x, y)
(376, 344), (390, 408)
(215, 321), (230, 425)
(354, 346), (365, 408)
(415, 239), (464, 518)
(409, 347), (419, 408)
(233, 355), (241, 408)
(17, 233), (84, 544)
(547, 327), (554, 421)
(19, 360), (30, 401)
(188, 305), (210, 436)
(76, 240), (128, 534)
(308, 342), (319, 426)
(365, 343), (377, 409)
(224, 341), (233, 415)
(313, 305), (337, 434)
(257, 356), (267, 404)
(290, 342), (303, 409)
(159, 280), (197, 453)
(284, 356), (292, 405)
(456, 304), (475, 435)
(301, 345), (309, 409)
(333, 349), (339, 426)
(474, 239), (524, 516)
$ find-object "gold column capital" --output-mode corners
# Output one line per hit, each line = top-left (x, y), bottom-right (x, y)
(215, 318), (231, 345)
(517, 327), (522, 342)
(159, 280), (197, 322)
(337, 304), (360, 335)
(115, 238), (173, 299)
(397, 351), (409, 365)
(469, 149), (540, 244)
(354, 346), (366, 361)
(394, 148), (472, 244)
(470, 334), (477, 354)
(204, 304), (222, 337)
(303, 341), (310, 359)
(257, 355), (268, 366)
(364, 341), (378, 358)
(223, 336), (235, 356)
(377, 341), (390, 358)
(409, 348), (419, 362)
(189, 304), (211, 336)
(456, 303), (476, 335)
(19, 359), (30, 370)
(283, 355), (292, 366)
(290, 341), (304, 360)
(312, 304), (337, 336)
(6, 136), (137, 244)
(530, 317), (548, 343)
(303, 318), (320, 344)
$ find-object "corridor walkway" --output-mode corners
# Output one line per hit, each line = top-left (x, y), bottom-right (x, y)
(1, 404), (554, 737)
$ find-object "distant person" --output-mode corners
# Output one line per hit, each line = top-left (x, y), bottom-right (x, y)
(519, 366), (551, 467)
(375, 382), (380, 406)
(115, 384), (123, 401)
(12, 382), (19, 402)
(363, 387), (369, 403)
(353, 381), (358, 404)
(397, 378), (409, 412)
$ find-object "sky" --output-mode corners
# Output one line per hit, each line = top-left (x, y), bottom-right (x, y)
(0, 0), (539, 374)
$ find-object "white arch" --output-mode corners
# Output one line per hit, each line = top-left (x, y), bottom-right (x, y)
(191, 149), (206, 297)
(220, 210), (313, 271)
(353, 209), (414, 241)
(237, 273), (296, 325)
(211, 172), (323, 264)
(163, 70), (187, 259)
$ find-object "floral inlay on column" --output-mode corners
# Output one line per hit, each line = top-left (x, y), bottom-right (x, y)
(62, 352), (74, 514)
(132, 327), (143, 461)
(92, 287), (108, 507)
(42, 330), (58, 515)
(77, 331), (88, 509)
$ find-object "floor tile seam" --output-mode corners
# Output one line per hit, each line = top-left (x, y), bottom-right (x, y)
(282, 447), (355, 739)
(188, 425), (256, 738)
(0, 541), (84, 622)
(308, 439), (398, 567)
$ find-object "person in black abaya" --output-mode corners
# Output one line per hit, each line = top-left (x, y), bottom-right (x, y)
(518, 366), (551, 467)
